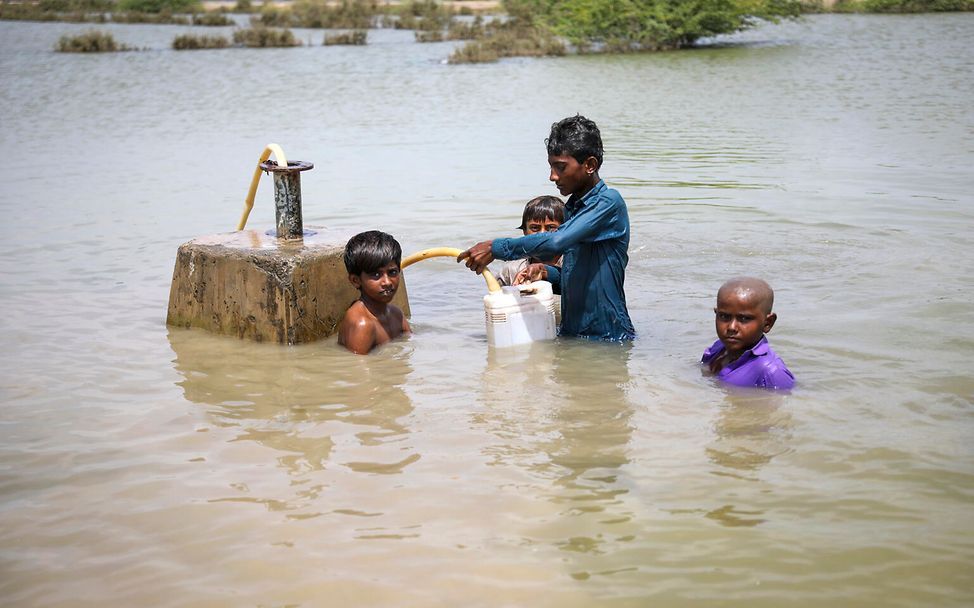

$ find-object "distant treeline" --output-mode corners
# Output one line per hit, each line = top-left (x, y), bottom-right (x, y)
(20, 0), (974, 63)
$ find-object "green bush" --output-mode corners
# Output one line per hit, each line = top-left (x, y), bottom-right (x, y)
(502, 0), (802, 51)
(55, 30), (132, 51)
(173, 33), (230, 48)
(232, 26), (301, 47)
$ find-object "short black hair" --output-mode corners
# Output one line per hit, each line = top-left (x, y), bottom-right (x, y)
(545, 114), (603, 169)
(518, 195), (565, 231)
(343, 230), (402, 275)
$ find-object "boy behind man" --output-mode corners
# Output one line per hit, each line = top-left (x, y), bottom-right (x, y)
(495, 195), (564, 286)
(338, 230), (410, 355)
(459, 115), (635, 341)
(702, 277), (794, 390)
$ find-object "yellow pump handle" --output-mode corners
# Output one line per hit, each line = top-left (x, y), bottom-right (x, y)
(237, 143), (288, 231)
(401, 247), (502, 293)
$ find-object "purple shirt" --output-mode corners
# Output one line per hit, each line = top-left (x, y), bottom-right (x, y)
(701, 336), (795, 390)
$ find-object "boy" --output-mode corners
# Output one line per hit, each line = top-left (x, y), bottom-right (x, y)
(458, 115), (635, 341)
(702, 277), (794, 390)
(495, 195), (564, 286)
(338, 230), (411, 355)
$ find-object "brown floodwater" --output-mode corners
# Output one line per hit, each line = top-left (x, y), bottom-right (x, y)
(0, 13), (972, 607)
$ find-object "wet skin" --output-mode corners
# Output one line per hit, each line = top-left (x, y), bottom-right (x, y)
(710, 288), (777, 372)
(339, 262), (410, 354)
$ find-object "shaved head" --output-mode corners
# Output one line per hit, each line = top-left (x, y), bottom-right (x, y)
(717, 277), (775, 314)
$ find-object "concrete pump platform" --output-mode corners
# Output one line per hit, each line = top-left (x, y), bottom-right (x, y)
(166, 228), (410, 344)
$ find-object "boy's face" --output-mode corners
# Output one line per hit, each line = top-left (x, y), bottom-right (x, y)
(548, 153), (598, 197)
(714, 288), (776, 356)
(523, 215), (561, 235)
(349, 261), (401, 305)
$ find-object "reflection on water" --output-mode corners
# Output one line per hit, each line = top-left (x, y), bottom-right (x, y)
(169, 328), (417, 516)
(707, 391), (790, 478)
(544, 344), (633, 513)
(476, 341), (634, 561)
(705, 391), (792, 527)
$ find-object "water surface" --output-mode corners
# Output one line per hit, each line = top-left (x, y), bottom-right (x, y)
(1, 14), (972, 607)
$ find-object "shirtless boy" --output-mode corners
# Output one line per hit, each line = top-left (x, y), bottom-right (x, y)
(338, 230), (411, 354)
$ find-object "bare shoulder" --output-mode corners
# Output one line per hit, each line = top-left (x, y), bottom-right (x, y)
(339, 301), (378, 353)
(339, 301), (370, 331)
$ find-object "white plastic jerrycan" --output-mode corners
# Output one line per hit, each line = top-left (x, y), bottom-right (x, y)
(483, 281), (557, 347)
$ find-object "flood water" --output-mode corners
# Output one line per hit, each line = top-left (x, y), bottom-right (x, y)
(1, 12), (972, 607)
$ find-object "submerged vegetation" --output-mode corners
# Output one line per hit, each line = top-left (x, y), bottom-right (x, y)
(191, 11), (232, 25)
(323, 29), (368, 44)
(448, 13), (564, 62)
(172, 33), (229, 49)
(232, 26), (301, 47)
(55, 29), (132, 51)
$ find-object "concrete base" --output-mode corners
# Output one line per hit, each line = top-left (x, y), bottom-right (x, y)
(166, 228), (410, 344)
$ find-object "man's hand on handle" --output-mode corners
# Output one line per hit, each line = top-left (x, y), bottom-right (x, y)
(457, 240), (494, 274)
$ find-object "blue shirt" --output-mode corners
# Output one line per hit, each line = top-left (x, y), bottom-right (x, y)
(491, 180), (635, 341)
(701, 336), (795, 390)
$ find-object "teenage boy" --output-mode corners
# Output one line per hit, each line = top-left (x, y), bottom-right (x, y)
(338, 230), (411, 354)
(458, 115), (636, 341)
(702, 277), (794, 389)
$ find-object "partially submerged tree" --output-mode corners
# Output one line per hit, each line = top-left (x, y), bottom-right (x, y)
(503, 0), (802, 51)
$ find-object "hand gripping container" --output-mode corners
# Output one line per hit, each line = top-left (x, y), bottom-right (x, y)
(483, 281), (557, 347)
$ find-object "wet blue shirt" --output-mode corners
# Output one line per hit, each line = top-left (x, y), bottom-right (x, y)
(491, 180), (635, 341)
(701, 336), (795, 390)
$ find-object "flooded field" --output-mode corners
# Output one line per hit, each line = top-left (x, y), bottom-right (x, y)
(1, 13), (972, 607)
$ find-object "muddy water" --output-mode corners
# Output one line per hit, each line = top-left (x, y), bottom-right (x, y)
(1, 13), (972, 607)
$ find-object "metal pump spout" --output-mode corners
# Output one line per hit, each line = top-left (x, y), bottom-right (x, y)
(258, 160), (314, 240)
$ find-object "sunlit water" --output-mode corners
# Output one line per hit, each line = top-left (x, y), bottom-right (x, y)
(1, 13), (972, 607)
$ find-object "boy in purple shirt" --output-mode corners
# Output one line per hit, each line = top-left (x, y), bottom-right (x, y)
(702, 277), (795, 390)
